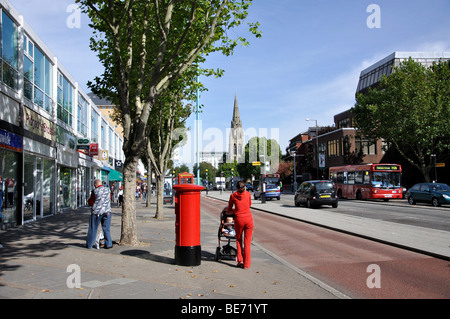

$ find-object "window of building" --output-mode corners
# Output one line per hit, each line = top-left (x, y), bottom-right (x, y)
(355, 136), (377, 156)
(101, 120), (107, 150)
(91, 110), (99, 143)
(327, 139), (339, 157)
(57, 71), (74, 126)
(114, 134), (118, 158)
(108, 126), (113, 155)
(23, 34), (54, 114)
(77, 93), (88, 137)
(1, 11), (18, 90)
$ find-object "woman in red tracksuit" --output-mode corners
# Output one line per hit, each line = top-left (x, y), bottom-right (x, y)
(227, 180), (253, 269)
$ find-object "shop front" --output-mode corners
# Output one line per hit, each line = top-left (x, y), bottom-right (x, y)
(56, 126), (78, 210)
(0, 129), (23, 228)
(23, 153), (56, 222)
(22, 106), (57, 223)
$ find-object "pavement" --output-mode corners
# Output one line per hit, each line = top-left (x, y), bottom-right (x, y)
(0, 194), (342, 302)
(0, 190), (448, 303)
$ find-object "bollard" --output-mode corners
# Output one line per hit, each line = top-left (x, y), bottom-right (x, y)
(173, 184), (204, 266)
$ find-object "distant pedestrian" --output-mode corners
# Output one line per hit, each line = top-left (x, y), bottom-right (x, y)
(86, 179), (113, 249)
(117, 187), (123, 207)
(227, 180), (253, 269)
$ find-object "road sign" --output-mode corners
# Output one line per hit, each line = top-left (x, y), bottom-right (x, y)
(435, 163), (445, 168)
(252, 162), (261, 166)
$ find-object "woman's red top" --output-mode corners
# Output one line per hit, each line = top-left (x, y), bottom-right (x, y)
(227, 191), (252, 219)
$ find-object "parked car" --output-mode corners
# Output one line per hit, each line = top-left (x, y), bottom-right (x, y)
(254, 184), (280, 200)
(294, 180), (338, 208)
(406, 183), (450, 207)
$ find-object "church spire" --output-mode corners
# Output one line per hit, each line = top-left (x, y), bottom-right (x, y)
(231, 93), (242, 128)
(228, 93), (245, 163)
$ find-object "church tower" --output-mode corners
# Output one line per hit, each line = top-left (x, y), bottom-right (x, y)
(228, 94), (245, 163)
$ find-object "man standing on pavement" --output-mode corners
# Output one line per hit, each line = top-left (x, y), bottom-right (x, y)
(86, 179), (113, 249)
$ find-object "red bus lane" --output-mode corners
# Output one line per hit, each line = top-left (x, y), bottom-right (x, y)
(201, 197), (450, 299)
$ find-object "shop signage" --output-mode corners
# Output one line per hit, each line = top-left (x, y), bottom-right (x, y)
(0, 129), (23, 152)
(23, 107), (56, 142)
(115, 160), (123, 170)
(57, 126), (76, 150)
(77, 138), (90, 150)
(100, 149), (108, 161)
(90, 143), (99, 156)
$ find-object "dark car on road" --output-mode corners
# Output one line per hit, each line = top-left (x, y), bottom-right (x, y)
(406, 182), (450, 207)
(295, 180), (338, 208)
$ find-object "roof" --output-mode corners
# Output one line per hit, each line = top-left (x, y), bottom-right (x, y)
(360, 51), (450, 76)
(88, 93), (114, 106)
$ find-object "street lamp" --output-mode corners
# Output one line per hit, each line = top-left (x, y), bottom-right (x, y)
(306, 118), (319, 179)
(290, 151), (298, 192)
(196, 74), (200, 185)
(231, 168), (234, 192)
(431, 154), (437, 182)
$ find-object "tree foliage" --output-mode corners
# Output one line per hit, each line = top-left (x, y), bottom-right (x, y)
(353, 58), (450, 182)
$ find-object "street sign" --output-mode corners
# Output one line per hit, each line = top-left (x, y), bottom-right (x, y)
(252, 162), (261, 166)
(436, 163), (445, 168)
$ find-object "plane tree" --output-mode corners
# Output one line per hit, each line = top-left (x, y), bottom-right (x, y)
(353, 58), (450, 182)
(77, 0), (261, 246)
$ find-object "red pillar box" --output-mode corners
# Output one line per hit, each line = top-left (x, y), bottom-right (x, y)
(173, 184), (204, 266)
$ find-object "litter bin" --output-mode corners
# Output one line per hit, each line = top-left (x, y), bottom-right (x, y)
(173, 184), (204, 266)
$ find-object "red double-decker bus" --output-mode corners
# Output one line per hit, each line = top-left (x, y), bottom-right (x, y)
(329, 164), (402, 201)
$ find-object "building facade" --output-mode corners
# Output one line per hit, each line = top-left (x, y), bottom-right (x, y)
(0, 0), (124, 228)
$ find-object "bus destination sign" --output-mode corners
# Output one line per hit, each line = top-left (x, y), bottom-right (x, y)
(374, 165), (399, 171)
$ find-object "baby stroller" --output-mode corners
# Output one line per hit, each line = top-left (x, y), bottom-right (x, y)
(214, 208), (237, 261)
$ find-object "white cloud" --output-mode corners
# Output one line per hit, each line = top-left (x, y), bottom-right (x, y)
(414, 41), (450, 53)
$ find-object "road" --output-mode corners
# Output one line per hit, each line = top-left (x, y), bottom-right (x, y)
(202, 193), (450, 298)
(277, 193), (450, 232)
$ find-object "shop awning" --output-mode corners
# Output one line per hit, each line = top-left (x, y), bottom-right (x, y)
(109, 169), (123, 182)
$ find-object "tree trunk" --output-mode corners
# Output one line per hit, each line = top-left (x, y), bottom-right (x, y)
(154, 173), (165, 220)
(120, 155), (140, 246)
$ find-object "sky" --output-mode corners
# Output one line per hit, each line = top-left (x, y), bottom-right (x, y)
(8, 0), (450, 169)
